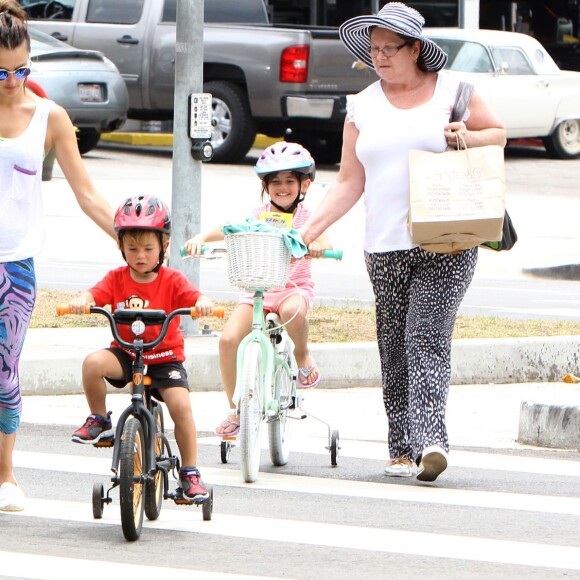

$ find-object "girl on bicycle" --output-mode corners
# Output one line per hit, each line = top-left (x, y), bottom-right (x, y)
(69, 195), (214, 500)
(184, 141), (331, 437)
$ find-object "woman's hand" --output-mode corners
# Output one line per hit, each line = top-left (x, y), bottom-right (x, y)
(444, 121), (468, 149)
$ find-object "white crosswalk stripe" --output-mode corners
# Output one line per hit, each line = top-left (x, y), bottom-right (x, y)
(12, 450), (580, 516)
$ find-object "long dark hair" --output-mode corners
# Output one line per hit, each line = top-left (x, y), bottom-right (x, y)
(0, 0), (29, 51)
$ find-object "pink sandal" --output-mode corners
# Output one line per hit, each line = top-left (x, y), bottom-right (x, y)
(297, 362), (321, 389)
(214, 416), (240, 437)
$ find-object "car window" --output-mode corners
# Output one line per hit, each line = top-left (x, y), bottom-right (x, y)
(86, 0), (144, 25)
(204, 0), (269, 23)
(162, 0), (176, 23)
(20, 0), (75, 20)
(431, 38), (494, 73)
(162, 0), (267, 24)
(490, 47), (535, 75)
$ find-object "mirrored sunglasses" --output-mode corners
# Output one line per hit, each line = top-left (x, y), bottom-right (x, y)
(0, 66), (31, 81)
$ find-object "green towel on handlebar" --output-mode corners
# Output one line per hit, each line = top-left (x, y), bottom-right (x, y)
(222, 218), (308, 258)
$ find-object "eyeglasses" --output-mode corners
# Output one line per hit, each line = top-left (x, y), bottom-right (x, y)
(0, 66), (31, 81)
(369, 42), (410, 58)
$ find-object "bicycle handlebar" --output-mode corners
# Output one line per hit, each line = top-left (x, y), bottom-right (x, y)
(56, 305), (225, 352)
(180, 245), (343, 261)
(56, 304), (224, 318)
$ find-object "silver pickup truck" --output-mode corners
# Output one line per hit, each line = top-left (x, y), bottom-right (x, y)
(22, 0), (376, 163)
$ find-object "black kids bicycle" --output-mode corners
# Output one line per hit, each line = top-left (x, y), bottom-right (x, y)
(58, 304), (224, 541)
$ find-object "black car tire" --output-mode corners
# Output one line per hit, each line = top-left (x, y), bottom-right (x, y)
(77, 129), (102, 155)
(543, 120), (580, 160)
(204, 81), (256, 164)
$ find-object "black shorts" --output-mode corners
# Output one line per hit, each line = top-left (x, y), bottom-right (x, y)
(105, 347), (189, 401)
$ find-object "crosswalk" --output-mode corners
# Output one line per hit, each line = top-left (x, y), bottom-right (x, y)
(6, 418), (580, 579)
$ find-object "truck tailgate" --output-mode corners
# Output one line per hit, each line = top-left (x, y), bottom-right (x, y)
(306, 28), (376, 95)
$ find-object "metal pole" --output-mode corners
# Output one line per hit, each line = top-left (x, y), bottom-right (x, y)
(169, 0), (204, 336)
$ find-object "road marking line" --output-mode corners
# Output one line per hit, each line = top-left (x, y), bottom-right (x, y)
(4, 498), (580, 571)
(199, 437), (580, 477)
(0, 550), (280, 579)
(14, 450), (580, 516)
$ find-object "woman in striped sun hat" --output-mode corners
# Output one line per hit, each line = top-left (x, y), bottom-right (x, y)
(301, 3), (506, 483)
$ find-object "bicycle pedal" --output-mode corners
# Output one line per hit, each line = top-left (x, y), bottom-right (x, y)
(174, 497), (195, 506)
(93, 439), (114, 448)
(222, 435), (237, 441)
(288, 413), (307, 421)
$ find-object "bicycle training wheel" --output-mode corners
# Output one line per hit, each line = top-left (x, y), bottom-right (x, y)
(268, 337), (294, 466)
(240, 342), (264, 483)
(145, 403), (165, 521)
(119, 417), (146, 541)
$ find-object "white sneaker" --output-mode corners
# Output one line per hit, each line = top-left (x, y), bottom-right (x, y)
(416, 445), (448, 482)
(0, 482), (25, 511)
(384, 456), (415, 477)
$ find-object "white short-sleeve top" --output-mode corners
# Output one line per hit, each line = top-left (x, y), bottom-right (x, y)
(346, 72), (462, 252)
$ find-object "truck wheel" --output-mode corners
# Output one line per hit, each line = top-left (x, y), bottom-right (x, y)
(77, 129), (102, 155)
(543, 120), (580, 159)
(204, 81), (256, 163)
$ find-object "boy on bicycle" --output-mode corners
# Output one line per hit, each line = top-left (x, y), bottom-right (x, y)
(69, 195), (213, 500)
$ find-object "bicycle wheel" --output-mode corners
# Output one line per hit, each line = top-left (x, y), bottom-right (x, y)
(92, 482), (104, 519)
(268, 336), (294, 466)
(145, 403), (165, 521)
(239, 342), (264, 483)
(119, 417), (145, 541)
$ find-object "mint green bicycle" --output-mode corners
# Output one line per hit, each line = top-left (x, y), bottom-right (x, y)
(222, 230), (342, 483)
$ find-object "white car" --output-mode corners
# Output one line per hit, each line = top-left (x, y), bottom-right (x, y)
(425, 28), (580, 159)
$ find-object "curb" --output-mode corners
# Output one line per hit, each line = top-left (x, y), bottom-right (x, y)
(523, 263), (580, 281)
(518, 401), (580, 450)
(100, 132), (277, 149)
(20, 334), (580, 396)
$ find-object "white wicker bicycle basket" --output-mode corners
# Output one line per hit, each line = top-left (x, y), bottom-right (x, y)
(225, 231), (290, 290)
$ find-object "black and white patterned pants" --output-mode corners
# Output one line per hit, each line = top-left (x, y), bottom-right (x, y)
(365, 246), (478, 463)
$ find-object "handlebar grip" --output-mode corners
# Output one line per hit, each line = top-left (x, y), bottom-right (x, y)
(322, 249), (343, 261)
(190, 305), (225, 319)
(56, 304), (90, 316)
(180, 245), (209, 257)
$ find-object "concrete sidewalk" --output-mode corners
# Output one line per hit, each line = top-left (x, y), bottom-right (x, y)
(19, 325), (580, 450)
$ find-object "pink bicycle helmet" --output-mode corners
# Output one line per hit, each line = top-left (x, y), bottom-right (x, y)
(114, 195), (171, 234)
(255, 141), (316, 181)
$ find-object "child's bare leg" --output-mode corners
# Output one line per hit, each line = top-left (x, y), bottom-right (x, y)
(81, 350), (124, 416)
(161, 387), (197, 467)
(278, 295), (319, 385)
(217, 304), (253, 434)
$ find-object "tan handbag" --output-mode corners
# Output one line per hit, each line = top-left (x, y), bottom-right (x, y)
(408, 81), (506, 254)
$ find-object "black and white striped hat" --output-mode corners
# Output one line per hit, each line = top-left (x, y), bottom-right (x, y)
(339, 2), (448, 72)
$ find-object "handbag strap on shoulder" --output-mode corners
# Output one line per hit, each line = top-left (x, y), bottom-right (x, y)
(450, 82), (475, 122)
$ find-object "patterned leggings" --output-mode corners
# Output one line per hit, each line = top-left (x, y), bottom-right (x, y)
(365, 247), (477, 463)
(0, 259), (36, 435)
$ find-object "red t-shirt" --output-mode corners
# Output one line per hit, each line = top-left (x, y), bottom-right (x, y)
(89, 266), (203, 364)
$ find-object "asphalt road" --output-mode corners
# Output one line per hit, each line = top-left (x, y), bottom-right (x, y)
(35, 142), (580, 320)
(4, 388), (580, 578)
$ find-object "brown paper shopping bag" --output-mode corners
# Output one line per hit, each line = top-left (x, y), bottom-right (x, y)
(408, 144), (505, 254)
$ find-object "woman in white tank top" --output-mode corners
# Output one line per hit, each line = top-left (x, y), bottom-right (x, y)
(0, 0), (116, 512)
